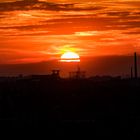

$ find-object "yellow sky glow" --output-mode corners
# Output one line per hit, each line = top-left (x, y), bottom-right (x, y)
(0, 0), (140, 64)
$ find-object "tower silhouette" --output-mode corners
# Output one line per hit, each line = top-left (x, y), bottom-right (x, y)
(69, 65), (86, 79)
(131, 66), (133, 79)
(134, 52), (138, 79)
(51, 70), (60, 79)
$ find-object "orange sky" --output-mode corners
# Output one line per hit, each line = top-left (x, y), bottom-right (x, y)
(0, 0), (140, 64)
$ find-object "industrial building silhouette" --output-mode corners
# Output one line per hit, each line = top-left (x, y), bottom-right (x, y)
(69, 66), (86, 79)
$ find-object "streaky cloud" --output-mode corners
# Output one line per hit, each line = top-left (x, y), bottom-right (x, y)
(0, 0), (104, 11)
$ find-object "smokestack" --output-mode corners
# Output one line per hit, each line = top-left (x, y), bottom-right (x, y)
(131, 66), (133, 79)
(134, 52), (138, 79)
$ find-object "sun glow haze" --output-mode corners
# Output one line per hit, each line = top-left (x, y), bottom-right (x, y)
(0, 0), (140, 64)
(60, 52), (80, 62)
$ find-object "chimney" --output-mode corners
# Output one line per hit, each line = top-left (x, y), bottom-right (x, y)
(131, 66), (133, 79)
(134, 52), (138, 79)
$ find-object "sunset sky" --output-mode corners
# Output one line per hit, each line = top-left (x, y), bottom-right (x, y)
(0, 0), (140, 65)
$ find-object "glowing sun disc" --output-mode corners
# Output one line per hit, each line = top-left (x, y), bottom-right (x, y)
(60, 52), (80, 62)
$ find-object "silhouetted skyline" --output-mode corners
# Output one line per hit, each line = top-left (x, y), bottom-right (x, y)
(0, 55), (139, 78)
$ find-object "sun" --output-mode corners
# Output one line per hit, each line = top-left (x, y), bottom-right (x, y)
(60, 52), (80, 62)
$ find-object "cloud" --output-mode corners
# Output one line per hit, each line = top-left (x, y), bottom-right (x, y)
(0, 0), (105, 12)
(0, 0), (140, 64)
(0, 12), (139, 36)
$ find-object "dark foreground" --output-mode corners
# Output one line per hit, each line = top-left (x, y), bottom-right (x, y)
(0, 77), (140, 136)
